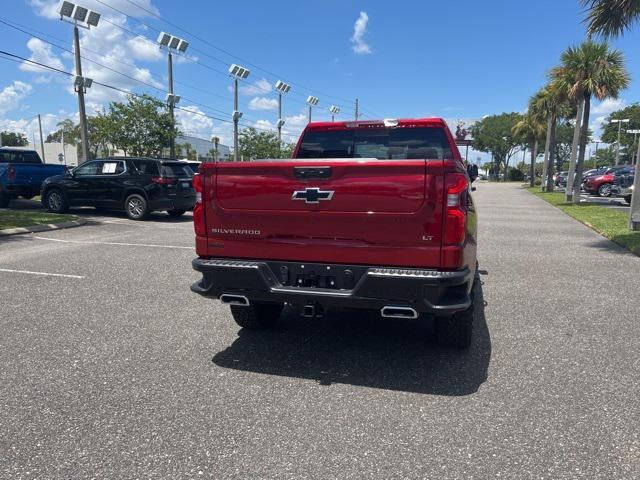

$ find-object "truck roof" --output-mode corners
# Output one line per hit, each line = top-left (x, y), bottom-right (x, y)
(304, 117), (448, 130)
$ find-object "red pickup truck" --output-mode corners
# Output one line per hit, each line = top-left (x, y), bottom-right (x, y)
(191, 118), (478, 348)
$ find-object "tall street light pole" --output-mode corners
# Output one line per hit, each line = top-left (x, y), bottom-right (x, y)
(59, 2), (100, 164)
(38, 114), (46, 162)
(355, 98), (359, 120)
(157, 32), (188, 159)
(612, 118), (630, 165)
(275, 81), (291, 152)
(307, 96), (319, 123)
(229, 64), (250, 162)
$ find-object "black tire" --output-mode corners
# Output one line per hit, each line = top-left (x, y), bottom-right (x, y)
(45, 189), (69, 213)
(0, 194), (9, 208)
(597, 183), (612, 197)
(435, 286), (475, 349)
(124, 193), (149, 220)
(625, 195), (632, 205)
(167, 209), (186, 217)
(230, 303), (283, 330)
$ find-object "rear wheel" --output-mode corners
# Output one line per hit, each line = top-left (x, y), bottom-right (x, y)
(167, 209), (186, 217)
(230, 303), (283, 330)
(598, 183), (612, 197)
(45, 189), (68, 213)
(435, 285), (475, 349)
(124, 194), (149, 220)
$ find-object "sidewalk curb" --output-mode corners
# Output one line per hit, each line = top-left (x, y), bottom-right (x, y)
(0, 218), (87, 237)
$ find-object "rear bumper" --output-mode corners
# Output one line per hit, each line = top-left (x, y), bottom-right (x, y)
(191, 258), (474, 315)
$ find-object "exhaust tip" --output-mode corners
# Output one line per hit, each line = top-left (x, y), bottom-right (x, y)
(381, 306), (418, 319)
(220, 294), (250, 306)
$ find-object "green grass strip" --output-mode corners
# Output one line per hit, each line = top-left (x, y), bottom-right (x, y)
(526, 187), (640, 256)
(0, 210), (77, 230)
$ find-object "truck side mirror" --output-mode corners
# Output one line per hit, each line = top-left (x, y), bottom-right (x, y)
(467, 164), (479, 183)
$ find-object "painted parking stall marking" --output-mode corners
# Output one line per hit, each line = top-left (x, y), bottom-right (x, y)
(0, 268), (85, 279)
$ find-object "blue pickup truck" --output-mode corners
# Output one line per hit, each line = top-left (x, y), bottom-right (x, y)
(0, 147), (66, 208)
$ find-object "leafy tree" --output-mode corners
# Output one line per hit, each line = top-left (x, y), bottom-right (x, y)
(529, 83), (573, 191)
(582, 0), (640, 37)
(46, 119), (79, 145)
(0, 131), (28, 146)
(470, 112), (524, 181)
(513, 114), (546, 186)
(600, 103), (640, 164)
(106, 94), (179, 157)
(88, 112), (117, 158)
(551, 41), (629, 202)
(238, 127), (282, 159)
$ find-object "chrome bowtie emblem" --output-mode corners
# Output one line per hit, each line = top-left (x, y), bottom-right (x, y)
(291, 187), (335, 204)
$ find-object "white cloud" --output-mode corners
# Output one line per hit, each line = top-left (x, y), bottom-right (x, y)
(591, 98), (626, 115)
(351, 11), (372, 55)
(248, 97), (278, 111)
(0, 81), (33, 115)
(175, 105), (215, 139)
(20, 38), (66, 75)
(29, 0), (160, 19)
(238, 78), (272, 96)
(0, 113), (66, 143)
(127, 36), (163, 62)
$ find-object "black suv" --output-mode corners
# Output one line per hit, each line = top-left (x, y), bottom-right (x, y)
(41, 158), (195, 220)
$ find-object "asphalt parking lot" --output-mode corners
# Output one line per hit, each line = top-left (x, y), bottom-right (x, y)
(1, 183), (639, 479)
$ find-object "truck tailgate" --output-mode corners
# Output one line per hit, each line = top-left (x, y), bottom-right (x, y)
(200, 159), (444, 268)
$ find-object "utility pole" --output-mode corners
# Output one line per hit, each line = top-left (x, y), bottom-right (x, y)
(308, 105), (312, 123)
(73, 25), (89, 164)
(168, 51), (175, 159)
(61, 129), (66, 166)
(38, 114), (46, 162)
(593, 140), (600, 168)
(612, 118), (630, 165)
(278, 92), (282, 145)
(355, 98), (359, 120)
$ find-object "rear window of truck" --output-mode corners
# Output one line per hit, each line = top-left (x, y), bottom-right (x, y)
(296, 127), (453, 160)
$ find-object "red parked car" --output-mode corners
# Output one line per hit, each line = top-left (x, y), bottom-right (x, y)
(190, 118), (479, 348)
(584, 166), (629, 197)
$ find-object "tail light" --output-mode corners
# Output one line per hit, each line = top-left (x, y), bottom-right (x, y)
(192, 173), (205, 236)
(151, 176), (177, 186)
(7, 166), (16, 181)
(443, 173), (468, 246)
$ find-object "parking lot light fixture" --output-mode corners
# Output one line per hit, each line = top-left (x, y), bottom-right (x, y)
(329, 105), (340, 122)
(158, 32), (189, 158)
(275, 81), (291, 148)
(307, 96), (319, 123)
(612, 118), (630, 165)
(59, 1), (100, 163)
(229, 64), (251, 161)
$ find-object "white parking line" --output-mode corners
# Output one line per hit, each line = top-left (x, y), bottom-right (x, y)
(31, 236), (193, 250)
(0, 268), (85, 279)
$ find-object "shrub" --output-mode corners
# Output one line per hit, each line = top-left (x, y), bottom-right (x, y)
(509, 169), (525, 181)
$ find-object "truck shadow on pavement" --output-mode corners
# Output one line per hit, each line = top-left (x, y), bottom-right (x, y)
(212, 283), (491, 396)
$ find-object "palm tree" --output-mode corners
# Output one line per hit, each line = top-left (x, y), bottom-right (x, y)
(529, 83), (572, 192)
(513, 114), (546, 187)
(582, 0), (640, 37)
(551, 41), (630, 203)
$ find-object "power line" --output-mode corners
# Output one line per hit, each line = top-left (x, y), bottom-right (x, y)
(92, 0), (354, 110)
(0, 50), (300, 141)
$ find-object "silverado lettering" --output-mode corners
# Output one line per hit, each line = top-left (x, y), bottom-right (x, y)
(191, 118), (479, 349)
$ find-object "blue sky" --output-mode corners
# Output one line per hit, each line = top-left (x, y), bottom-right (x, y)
(1, 0), (639, 154)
